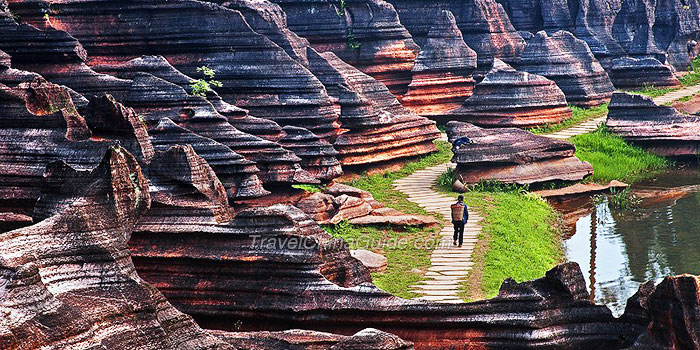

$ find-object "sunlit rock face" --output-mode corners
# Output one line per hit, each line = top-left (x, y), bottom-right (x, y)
(306, 49), (440, 166)
(445, 59), (572, 127)
(606, 92), (700, 157)
(385, 0), (525, 79)
(400, 10), (477, 117)
(447, 121), (593, 185)
(517, 30), (615, 107)
(266, 0), (420, 96)
(8, 0), (342, 140)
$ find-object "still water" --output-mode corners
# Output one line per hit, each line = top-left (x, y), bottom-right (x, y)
(563, 168), (700, 316)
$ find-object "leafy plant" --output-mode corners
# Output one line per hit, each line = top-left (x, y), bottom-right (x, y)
(592, 187), (640, 210)
(292, 184), (326, 193)
(437, 167), (456, 189)
(189, 65), (223, 97)
(335, 0), (361, 50)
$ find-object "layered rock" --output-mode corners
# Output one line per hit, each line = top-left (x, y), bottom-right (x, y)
(652, 0), (700, 70)
(214, 328), (413, 350)
(278, 125), (343, 181)
(400, 10), (477, 116)
(445, 59), (572, 127)
(306, 49), (440, 166)
(385, 0), (526, 77)
(8, 0), (341, 139)
(447, 121), (593, 185)
(125, 73), (319, 186)
(0, 146), (237, 349)
(608, 57), (680, 89)
(267, 0), (420, 96)
(606, 92), (700, 157)
(495, 0), (575, 33)
(572, 0), (626, 62)
(518, 30), (615, 107)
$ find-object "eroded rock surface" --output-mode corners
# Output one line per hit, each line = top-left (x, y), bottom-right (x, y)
(606, 92), (700, 157)
(401, 10), (477, 116)
(517, 30), (615, 107)
(447, 121), (593, 184)
(445, 59), (572, 127)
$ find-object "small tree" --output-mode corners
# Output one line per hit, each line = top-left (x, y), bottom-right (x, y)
(190, 65), (223, 97)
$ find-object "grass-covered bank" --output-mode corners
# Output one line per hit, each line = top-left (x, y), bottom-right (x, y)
(435, 180), (564, 300)
(324, 140), (452, 298)
(571, 127), (669, 184)
(528, 104), (608, 135)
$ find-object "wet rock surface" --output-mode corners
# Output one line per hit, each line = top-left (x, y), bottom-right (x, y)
(606, 92), (700, 157)
(447, 121), (593, 184)
(445, 59), (572, 127)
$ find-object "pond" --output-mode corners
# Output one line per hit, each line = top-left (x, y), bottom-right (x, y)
(561, 168), (700, 316)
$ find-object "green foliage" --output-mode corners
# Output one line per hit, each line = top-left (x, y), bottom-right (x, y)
(436, 167), (456, 189)
(528, 104), (608, 135)
(335, 0), (361, 50)
(675, 93), (696, 103)
(680, 56), (700, 86)
(593, 187), (640, 210)
(571, 126), (669, 184)
(189, 65), (223, 97)
(292, 184), (326, 193)
(629, 84), (679, 98)
(348, 141), (452, 216)
(324, 221), (438, 299)
(466, 179), (530, 194)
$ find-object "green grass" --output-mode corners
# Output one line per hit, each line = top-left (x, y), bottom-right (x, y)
(292, 184), (326, 193)
(571, 127), (669, 184)
(680, 56), (700, 87)
(628, 84), (679, 98)
(328, 140), (452, 298)
(436, 182), (563, 299)
(348, 140), (452, 216)
(528, 104), (608, 135)
(324, 221), (438, 298)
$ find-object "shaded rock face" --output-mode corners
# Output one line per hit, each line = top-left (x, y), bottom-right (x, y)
(0, 147), (236, 350)
(212, 328), (414, 350)
(306, 49), (440, 166)
(608, 56), (680, 88)
(385, 0), (526, 78)
(518, 30), (615, 107)
(612, 0), (665, 59)
(279, 125), (343, 181)
(496, 0), (576, 33)
(447, 121), (593, 185)
(573, 0), (627, 62)
(267, 0), (420, 96)
(400, 10), (477, 116)
(653, 0), (700, 70)
(606, 92), (700, 157)
(9, 0), (342, 140)
(445, 59), (572, 127)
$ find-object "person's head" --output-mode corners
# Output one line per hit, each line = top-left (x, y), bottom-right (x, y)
(457, 195), (464, 202)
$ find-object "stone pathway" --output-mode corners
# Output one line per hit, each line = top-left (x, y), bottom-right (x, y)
(652, 84), (700, 105)
(393, 162), (483, 303)
(545, 115), (607, 140)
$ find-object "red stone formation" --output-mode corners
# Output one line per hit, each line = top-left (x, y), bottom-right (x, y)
(401, 10), (477, 116)
(447, 121), (593, 185)
(606, 92), (700, 157)
(517, 30), (615, 107)
(445, 59), (572, 127)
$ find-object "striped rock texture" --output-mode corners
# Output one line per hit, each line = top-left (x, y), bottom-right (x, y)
(606, 92), (700, 157)
(447, 121), (593, 185)
(445, 59), (572, 127)
(518, 30), (615, 107)
(495, 0), (575, 33)
(306, 49), (440, 166)
(608, 57), (680, 89)
(9, 0), (342, 140)
(401, 10), (477, 116)
(266, 0), (420, 96)
(385, 0), (525, 78)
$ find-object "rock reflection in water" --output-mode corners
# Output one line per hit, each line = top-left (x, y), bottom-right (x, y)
(561, 169), (700, 316)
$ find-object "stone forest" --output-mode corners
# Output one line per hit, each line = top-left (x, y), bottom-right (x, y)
(5, 0), (700, 348)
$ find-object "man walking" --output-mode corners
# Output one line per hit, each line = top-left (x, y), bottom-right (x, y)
(450, 195), (468, 247)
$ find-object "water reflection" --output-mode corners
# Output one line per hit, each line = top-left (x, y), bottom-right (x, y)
(563, 169), (700, 316)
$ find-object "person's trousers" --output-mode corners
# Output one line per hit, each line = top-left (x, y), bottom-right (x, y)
(453, 221), (464, 245)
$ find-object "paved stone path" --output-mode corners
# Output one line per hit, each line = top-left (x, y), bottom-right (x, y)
(546, 115), (607, 140)
(393, 162), (483, 303)
(652, 84), (700, 105)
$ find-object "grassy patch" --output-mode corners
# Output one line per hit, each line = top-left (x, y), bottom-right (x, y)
(571, 127), (669, 184)
(436, 181), (563, 299)
(680, 56), (700, 87)
(292, 184), (326, 193)
(628, 84), (679, 98)
(324, 221), (438, 299)
(330, 140), (451, 298)
(528, 104), (608, 135)
(348, 140), (452, 216)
